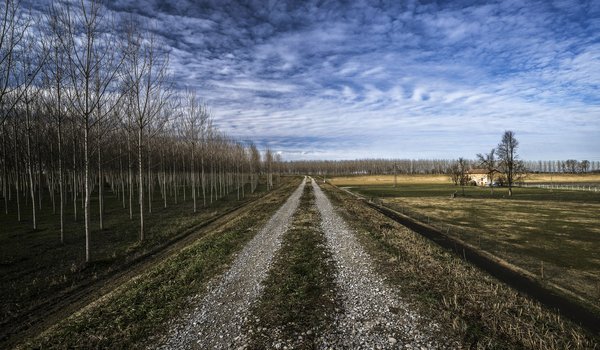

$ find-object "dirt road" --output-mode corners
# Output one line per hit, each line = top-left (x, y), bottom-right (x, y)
(158, 178), (307, 349)
(312, 180), (448, 349)
(159, 177), (452, 349)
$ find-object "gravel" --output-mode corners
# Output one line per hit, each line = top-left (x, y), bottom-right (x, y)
(156, 178), (306, 350)
(311, 180), (456, 349)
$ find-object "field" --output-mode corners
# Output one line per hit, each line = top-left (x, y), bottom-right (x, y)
(0, 177), (290, 347)
(524, 173), (600, 183)
(330, 174), (600, 310)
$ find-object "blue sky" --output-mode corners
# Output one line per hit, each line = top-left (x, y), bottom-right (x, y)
(41, 0), (600, 160)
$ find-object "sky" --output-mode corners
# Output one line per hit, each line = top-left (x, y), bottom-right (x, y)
(32, 0), (600, 160)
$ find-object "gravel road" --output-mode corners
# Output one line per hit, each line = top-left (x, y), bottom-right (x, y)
(157, 178), (306, 350)
(312, 180), (451, 349)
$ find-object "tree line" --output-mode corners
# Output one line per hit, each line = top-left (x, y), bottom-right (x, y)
(284, 156), (598, 178)
(0, 0), (279, 262)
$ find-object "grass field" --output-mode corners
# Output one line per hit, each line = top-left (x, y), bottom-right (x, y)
(0, 178), (284, 338)
(330, 174), (450, 185)
(330, 173), (600, 186)
(330, 175), (600, 310)
(525, 173), (600, 183)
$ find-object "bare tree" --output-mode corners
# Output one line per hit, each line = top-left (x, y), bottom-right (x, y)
(564, 159), (578, 174)
(54, 0), (125, 262)
(122, 18), (170, 241)
(43, 7), (70, 241)
(393, 161), (397, 188)
(249, 143), (260, 193)
(265, 148), (273, 190)
(180, 90), (209, 213)
(579, 160), (590, 173)
(447, 158), (469, 196)
(476, 148), (497, 194)
(496, 130), (524, 196)
(1, 0), (45, 124)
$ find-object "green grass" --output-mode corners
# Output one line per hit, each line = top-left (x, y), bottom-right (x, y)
(18, 178), (301, 349)
(321, 183), (598, 349)
(245, 182), (339, 349)
(0, 179), (278, 330)
(341, 183), (600, 309)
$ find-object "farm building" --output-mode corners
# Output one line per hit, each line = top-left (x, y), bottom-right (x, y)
(467, 168), (495, 186)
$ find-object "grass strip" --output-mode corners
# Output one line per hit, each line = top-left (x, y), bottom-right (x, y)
(321, 183), (598, 350)
(18, 179), (300, 349)
(245, 181), (339, 350)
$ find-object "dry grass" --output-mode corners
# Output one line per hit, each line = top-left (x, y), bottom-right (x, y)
(524, 173), (600, 183)
(330, 174), (450, 186)
(384, 196), (600, 306)
(330, 175), (600, 310)
(330, 173), (600, 186)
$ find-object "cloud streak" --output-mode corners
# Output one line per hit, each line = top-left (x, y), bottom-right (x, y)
(29, 0), (600, 160)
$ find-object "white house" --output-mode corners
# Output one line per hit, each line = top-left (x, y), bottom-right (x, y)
(467, 168), (496, 186)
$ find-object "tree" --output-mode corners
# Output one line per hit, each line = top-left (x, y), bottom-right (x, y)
(496, 130), (524, 196)
(54, 0), (125, 262)
(564, 159), (578, 174)
(448, 158), (469, 196)
(123, 18), (170, 241)
(43, 7), (70, 242)
(265, 148), (273, 190)
(249, 143), (260, 193)
(579, 160), (590, 173)
(476, 148), (497, 194)
(1, 0), (45, 125)
(180, 90), (209, 214)
(393, 161), (397, 188)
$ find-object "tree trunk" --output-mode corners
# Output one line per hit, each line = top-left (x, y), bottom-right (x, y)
(147, 140), (152, 214)
(25, 97), (36, 230)
(13, 126), (21, 222)
(98, 132), (103, 229)
(72, 120), (77, 222)
(2, 122), (7, 214)
(191, 143), (196, 213)
(127, 131), (133, 220)
(58, 120), (64, 243)
(84, 121), (91, 263)
(201, 152), (205, 207)
(138, 127), (144, 241)
(162, 147), (166, 208)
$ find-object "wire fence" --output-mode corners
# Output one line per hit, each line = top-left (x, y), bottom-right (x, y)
(518, 183), (600, 192)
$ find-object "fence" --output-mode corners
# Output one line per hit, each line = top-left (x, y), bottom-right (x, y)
(519, 183), (600, 192)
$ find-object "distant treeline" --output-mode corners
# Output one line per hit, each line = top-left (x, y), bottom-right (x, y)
(283, 159), (600, 176)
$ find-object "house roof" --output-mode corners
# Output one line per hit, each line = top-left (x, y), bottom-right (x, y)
(468, 168), (491, 174)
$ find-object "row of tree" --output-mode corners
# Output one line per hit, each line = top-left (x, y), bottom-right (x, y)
(524, 159), (595, 174)
(284, 156), (598, 179)
(287, 159), (466, 177)
(0, 0), (280, 262)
